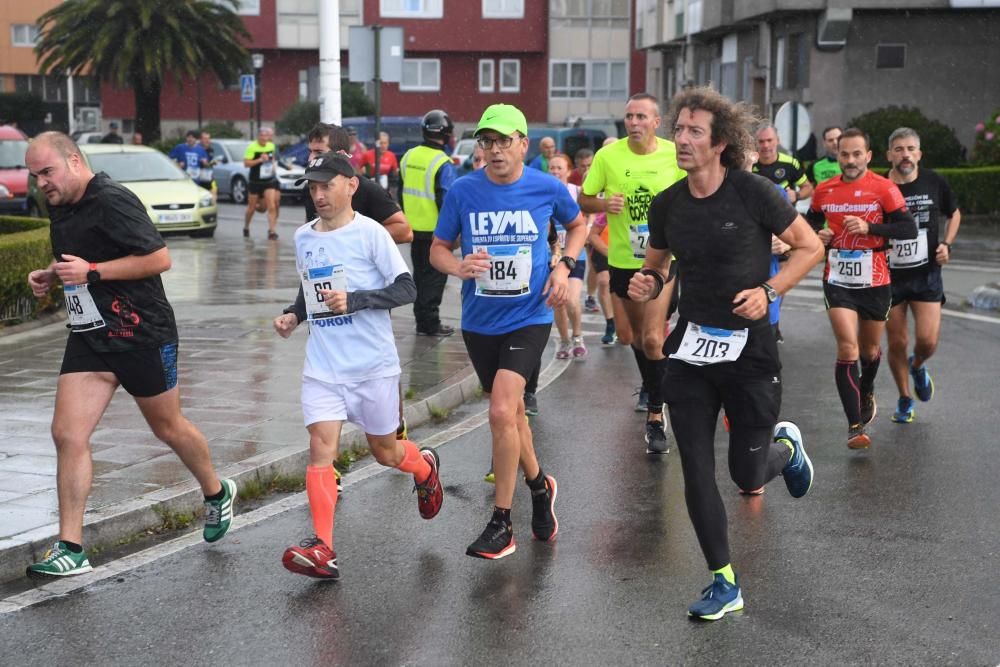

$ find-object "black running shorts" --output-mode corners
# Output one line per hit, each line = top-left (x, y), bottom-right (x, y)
(249, 181), (279, 196)
(589, 247), (609, 274)
(890, 267), (945, 307)
(60, 334), (179, 398)
(609, 267), (639, 299)
(462, 323), (551, 393)
(823, 283), (892, 321)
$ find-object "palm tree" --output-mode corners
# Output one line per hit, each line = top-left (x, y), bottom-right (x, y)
(35, 0), (250, 142)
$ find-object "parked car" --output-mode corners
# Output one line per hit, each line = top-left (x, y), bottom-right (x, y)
(0, 125), (31, 215)
(71, 131), (106, 145)
(210, 139), (305, 204)
(451, 138), (480, 176)
(29, 144), (217, 237)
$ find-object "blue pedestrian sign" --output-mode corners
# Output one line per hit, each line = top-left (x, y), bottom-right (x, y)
(240, 74), (255, 103)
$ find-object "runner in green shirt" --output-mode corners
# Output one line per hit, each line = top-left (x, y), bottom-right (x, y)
(243, 127), (281, 240)
(579, 93), (685, 455)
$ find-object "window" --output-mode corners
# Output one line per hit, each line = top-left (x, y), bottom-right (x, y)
(720, 34), (738, 99)
(590, 61), (627, 99)
(11, 24), (39, 47)
(215, 0), (260, 15)
(479, 60), (495, 92)
(483, 0), (523, 18)
(499, 59), (520, 92)
(380, 0), (442, 18)
(400, 59), (440, 91)
(550, 60), (627, 99)
(876, 44), (906, 69)
(774, 36), (786, 90)
(550, 62), (588, 98)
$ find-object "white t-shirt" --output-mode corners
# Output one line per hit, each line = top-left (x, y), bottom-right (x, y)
(294, 212), (409, 383)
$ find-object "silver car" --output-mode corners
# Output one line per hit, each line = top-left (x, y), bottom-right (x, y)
(210, 139), (305, 204)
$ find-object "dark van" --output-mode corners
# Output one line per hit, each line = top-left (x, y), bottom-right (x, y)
(525, 127), (606, 165)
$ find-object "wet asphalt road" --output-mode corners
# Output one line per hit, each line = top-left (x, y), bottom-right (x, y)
(1, 204), (999, 665)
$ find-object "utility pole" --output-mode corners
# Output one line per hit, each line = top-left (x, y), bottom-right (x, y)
(319, 1), (342, 124)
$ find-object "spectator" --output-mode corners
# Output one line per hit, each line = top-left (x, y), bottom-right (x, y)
(345, 127), (366, 174)
(360, 131), (399, 190)
(100, 122), (123, 144)
(528, 136), (555, 172)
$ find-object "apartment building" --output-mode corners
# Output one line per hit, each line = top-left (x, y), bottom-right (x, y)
(637, 0), (1000, 152)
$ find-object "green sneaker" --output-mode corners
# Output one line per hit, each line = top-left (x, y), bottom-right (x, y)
(26, 541), (93, 579)
(203, 478), (237, 543)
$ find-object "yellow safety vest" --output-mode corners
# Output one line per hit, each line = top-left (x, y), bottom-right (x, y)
(400, 145), (450, 233)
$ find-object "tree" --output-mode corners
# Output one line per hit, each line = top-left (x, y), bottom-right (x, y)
(34, 0), (250, 143)
(846, 106), (964, 168)
(277, 100), (319, 137)
(342, 82), (375, 118)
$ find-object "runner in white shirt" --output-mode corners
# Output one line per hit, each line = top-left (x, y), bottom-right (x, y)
(272, 153), (443, 580)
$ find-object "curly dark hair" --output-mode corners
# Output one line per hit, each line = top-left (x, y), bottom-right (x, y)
(666, 86), (760, 169)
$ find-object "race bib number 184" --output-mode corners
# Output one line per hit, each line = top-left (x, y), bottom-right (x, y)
(474, 244), (532, 297)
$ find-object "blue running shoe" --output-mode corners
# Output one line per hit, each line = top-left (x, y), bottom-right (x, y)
(776, 420), (813, 498)
(892, 396), (915, 423)
(909, 356), (934, 402)
(688, 573), (744, 620)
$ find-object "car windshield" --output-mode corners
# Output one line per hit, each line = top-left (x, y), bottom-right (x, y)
(0, 139), (29, 168)
(220, 142), (250, 159)
(87, 151), (187, 182)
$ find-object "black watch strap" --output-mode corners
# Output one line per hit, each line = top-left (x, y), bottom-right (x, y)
(559, 255), (576, 271)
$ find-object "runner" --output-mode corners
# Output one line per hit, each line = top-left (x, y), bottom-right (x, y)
(811, 126), (843, 185)
(549, 152), (588, 360)
(587, 212), (619, 345)
(753, 124), (813, 204)
(806, 128), (917, 448)
(430, 103), (586, 559)
(243, 126), (281, 240)
(579, 93), (685, 455)
(24, 132), (237, 578)
(884, 127), (961, 423)
(630, 87), (822, 620)
(272, 153), (442, 580)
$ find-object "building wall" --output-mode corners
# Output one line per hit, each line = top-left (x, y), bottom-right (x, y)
(0, 0), (62, 91)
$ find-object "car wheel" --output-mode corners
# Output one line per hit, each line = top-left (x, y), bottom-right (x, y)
(231, 176), (248, 205)
(27, 200), (42, 218)
(189, 226), (217, 238)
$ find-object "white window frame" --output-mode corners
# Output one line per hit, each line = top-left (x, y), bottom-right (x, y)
(400, 58), (441, 92)
(479, 60), (495, 92)
(499, 59), (521, 92)
(11, 24), (39, 47)
(483, 0), (524, 19)
(549, 60), (628, 100)
(550, 60), (588, 99)
(380, 0), (442, 19)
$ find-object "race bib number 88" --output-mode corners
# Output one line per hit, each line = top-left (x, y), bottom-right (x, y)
(302, 264), (348, 320)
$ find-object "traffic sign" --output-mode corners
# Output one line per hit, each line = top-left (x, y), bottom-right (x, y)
(774, 101), (811, 151)
(240, 74), (255, 103)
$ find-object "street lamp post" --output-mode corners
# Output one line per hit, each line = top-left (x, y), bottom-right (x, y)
(252, 53), (264, 134)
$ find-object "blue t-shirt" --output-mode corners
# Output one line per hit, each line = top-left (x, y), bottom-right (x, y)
(169, 143), (209, 180)
(436, 168), (580, 335)
(768, 182), (788, 325)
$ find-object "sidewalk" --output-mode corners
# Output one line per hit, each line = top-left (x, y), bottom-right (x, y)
(0, 269), (476, 585)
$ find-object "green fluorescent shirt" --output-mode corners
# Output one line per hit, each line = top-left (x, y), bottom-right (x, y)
(582, 137), (685, 269)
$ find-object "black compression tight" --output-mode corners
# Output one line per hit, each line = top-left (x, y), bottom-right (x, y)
(666, 371), (789, 570)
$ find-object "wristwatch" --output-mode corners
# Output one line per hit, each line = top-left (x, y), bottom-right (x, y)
(558, 255), (577, 271)
(761, 282), (778, 303)
(86, 262), (101, 285)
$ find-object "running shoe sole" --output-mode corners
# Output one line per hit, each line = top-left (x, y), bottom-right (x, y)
(26, 561), (93, 579)
(688, 594), (744, 621)
(891, 411), (914, 424)
(282, 548), (339, 580)
(776, 420), (813, 498)
(848, 432), (872, 449)
(466, 540), (517, 560)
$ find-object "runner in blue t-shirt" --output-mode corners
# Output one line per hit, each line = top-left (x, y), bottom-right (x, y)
(169, 131), (210, 187)
(431, 104), (586, 560)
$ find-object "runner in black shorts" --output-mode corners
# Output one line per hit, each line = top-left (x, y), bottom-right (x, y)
(586, 214), (619, 345)
(243, 127), (281, 240)
(807, 128), (917, 449)
(431, 104), (587, 559)
(25, 132), (236, 579)
(884, 127), (961, 423)
(630, 87), (822, 621)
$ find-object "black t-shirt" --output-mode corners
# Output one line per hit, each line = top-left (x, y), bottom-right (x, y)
(49, 173), (178, 352)
(892, 168), (957, 276)
(304, 174), (400, 223)
(648, 169), (796, 331)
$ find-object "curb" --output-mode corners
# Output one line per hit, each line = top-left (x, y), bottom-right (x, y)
(0, 367), (482, 586)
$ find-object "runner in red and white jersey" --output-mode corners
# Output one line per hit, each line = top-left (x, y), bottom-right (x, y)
(806, 128), (916, 449)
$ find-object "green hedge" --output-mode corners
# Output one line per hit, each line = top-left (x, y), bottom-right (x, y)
(936, 167), (1000, 216)
(0, 216), (58, 324)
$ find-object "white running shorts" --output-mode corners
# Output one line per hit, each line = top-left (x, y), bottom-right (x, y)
(301, 373), (400, 436)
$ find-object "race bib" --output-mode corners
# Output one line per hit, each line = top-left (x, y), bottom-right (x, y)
(259, 159), (274, 180)
(556, 228), (567, 251)
(670, 322), (748, 366)
(630, 223), (649, 259)
(198, 167), (213, 183)
(475, 244), (532, 297)
(827, 248), (874, 288)
(186, 166), (200, 179)
(302, 264), (348, 320)
(889, 229), (929, 269)
(63, 284), (105, 332)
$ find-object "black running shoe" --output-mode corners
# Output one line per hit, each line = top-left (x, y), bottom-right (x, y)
(523, 392), (539, 416)
(530, 474), (558, 541)
(860, 392), (877, 426)
(466, 518), (516, 560)
(645, 419), (669, 454)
